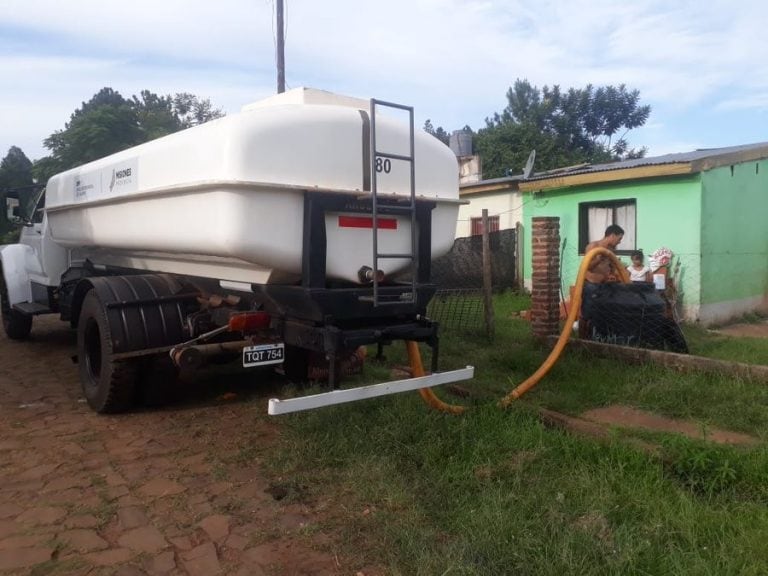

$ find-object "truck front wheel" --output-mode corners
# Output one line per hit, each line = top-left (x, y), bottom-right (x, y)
(77, 290), (138, 413)
(0, 278), (32, 340)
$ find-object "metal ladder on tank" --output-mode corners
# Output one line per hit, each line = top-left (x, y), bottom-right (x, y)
(368, 98), (418, 307)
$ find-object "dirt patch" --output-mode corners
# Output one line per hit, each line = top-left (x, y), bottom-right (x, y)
(581, 405), (759, 446)
(712, 321), (768, 338)
(572, 511), (614, 547)
(0, 315), (365, 575)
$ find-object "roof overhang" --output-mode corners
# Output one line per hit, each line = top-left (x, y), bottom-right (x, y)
(519, 163), (694, 192)
(690, 146), (768, 172)
(459, 181), (520, 197)
(520, 144), (768, 193)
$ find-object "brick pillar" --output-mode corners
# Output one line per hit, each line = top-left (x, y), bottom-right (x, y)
(531, 217), (561, 340)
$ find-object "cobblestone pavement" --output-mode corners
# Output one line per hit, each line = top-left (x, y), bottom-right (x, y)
(0, 316), (344, 575)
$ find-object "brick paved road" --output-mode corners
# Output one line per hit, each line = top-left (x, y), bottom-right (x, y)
(0, 316), (342, 575)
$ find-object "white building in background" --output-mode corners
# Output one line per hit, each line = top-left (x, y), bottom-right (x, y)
(456, 176), (523, 238)
(445, 129), (524, 239)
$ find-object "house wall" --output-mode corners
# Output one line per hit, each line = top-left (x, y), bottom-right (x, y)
(455, 189), (522, 238)
(699, 159), (768, 324)
(523, 176), (703, 319)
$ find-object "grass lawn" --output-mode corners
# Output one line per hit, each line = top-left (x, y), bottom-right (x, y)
(683, 321), (768, 365)
(266, 292), (768, 575)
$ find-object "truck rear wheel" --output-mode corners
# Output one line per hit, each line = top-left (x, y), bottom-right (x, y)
(0, 278), (32, 340)
(77, 290), (139, 413)
(137, 356), (181, 408)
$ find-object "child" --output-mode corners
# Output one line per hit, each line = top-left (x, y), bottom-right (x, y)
(627, 250), (651, 283)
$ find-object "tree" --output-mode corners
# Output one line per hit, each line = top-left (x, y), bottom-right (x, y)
(476, 79), (650, 178)
(0, 146), (35, 235)
(172, 93), (224, 129)
(43, 88), (143, 171)
(132, 90), (181, 141)
(35, 87), (225, 181)
(0, 146), (34, 189)
(423, 119), (450, 146)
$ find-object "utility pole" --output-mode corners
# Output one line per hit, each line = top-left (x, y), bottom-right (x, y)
(276, 0), (285, 93)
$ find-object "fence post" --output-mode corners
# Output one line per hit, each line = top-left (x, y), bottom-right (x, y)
(515, 220), (524, 292)
(482, 209), (495, 338)
(531, 217), (560, 340)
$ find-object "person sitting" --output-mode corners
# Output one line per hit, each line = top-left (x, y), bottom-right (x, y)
(626, 250), (651, 283)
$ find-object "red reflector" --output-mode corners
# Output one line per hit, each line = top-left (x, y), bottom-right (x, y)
(338, 216), (397, 230)
(228, 312), (271, 332)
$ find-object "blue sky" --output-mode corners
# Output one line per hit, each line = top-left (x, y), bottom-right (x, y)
(1, 0), (766, 166)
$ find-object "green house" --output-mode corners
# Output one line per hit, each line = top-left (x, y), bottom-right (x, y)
(520, 142), (768, 325)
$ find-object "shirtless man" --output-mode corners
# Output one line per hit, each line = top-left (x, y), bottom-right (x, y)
(580, 224), (624, 336)
(584, 224), (624, 283)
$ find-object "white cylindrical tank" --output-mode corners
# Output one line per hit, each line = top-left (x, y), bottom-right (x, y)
(45, 88), (460, 285)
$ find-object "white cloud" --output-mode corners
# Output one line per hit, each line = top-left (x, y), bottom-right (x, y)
(1, 0), (767, 161)
(716, 95), (768, 111)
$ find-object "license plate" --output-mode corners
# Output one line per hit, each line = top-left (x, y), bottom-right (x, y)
(243, 343), (285, 367)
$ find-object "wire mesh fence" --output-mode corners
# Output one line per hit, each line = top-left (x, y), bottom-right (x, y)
(426, 288), (485, 331)
(559, 246), (697, 353)
(423, 229), (518, 333)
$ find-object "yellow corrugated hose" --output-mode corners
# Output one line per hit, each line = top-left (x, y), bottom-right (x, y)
(407, 340), (466, 415)
(499, 247), (630, 407)
(409, 248), (628, 413)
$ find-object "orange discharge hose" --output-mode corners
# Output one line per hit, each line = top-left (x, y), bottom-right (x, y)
(406, 340), (466, 415)
(499, 247), (629, 407)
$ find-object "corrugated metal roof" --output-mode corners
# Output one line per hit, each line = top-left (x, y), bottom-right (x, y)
(525, 141), (768, 181)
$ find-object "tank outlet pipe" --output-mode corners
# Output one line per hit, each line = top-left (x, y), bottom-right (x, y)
(500, 247), (629, 406)
(358, 266), (385, 284)
(171, 339), (254, 370)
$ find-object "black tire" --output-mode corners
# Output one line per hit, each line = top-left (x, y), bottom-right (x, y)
(0, 277), (32, 340)
(137, 355), (181, 408)
(77, 290), (139, 413)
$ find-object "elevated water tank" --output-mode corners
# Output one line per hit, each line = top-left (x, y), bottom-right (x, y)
(449, 129), (473, 158)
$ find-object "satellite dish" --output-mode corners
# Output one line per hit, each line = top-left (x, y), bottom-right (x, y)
(523, 150), (536, 179)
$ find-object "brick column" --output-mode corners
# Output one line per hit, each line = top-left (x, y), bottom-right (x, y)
(531, 217), (561, 340)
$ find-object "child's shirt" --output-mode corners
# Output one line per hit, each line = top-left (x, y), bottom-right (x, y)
(627, 264), (651, 282)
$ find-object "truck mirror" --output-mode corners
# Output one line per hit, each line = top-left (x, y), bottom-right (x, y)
(6, 197), (20, 221)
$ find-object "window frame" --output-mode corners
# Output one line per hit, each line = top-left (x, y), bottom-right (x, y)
(470, 215), (500, 236)
(578, 199), (637, 255)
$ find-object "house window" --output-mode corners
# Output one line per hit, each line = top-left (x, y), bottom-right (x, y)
(470, 215), (499, 236)
(578, 199), (636, 254)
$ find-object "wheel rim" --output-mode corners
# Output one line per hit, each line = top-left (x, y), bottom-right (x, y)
(83, 318), (102, 381)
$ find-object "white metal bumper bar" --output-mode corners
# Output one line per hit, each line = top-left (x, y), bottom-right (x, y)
(268, 366), (474, 415)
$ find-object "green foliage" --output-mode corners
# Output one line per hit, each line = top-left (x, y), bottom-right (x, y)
(132, 90), (182, 141)
(0, 146), (34, 189)
(476, 79), (651, 178)
(32, 155), (64, 185)
(666, 440), (740, 496)
(172, 92), (224, 128)
(36, 87), (225, 181)
(423, 119), (450, 145)
(474, 121), (581, 179)
(0, 146), (35, 234)
(43, 89), (144, 169)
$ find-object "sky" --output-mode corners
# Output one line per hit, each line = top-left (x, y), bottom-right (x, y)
(1, 0), (766, 167)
